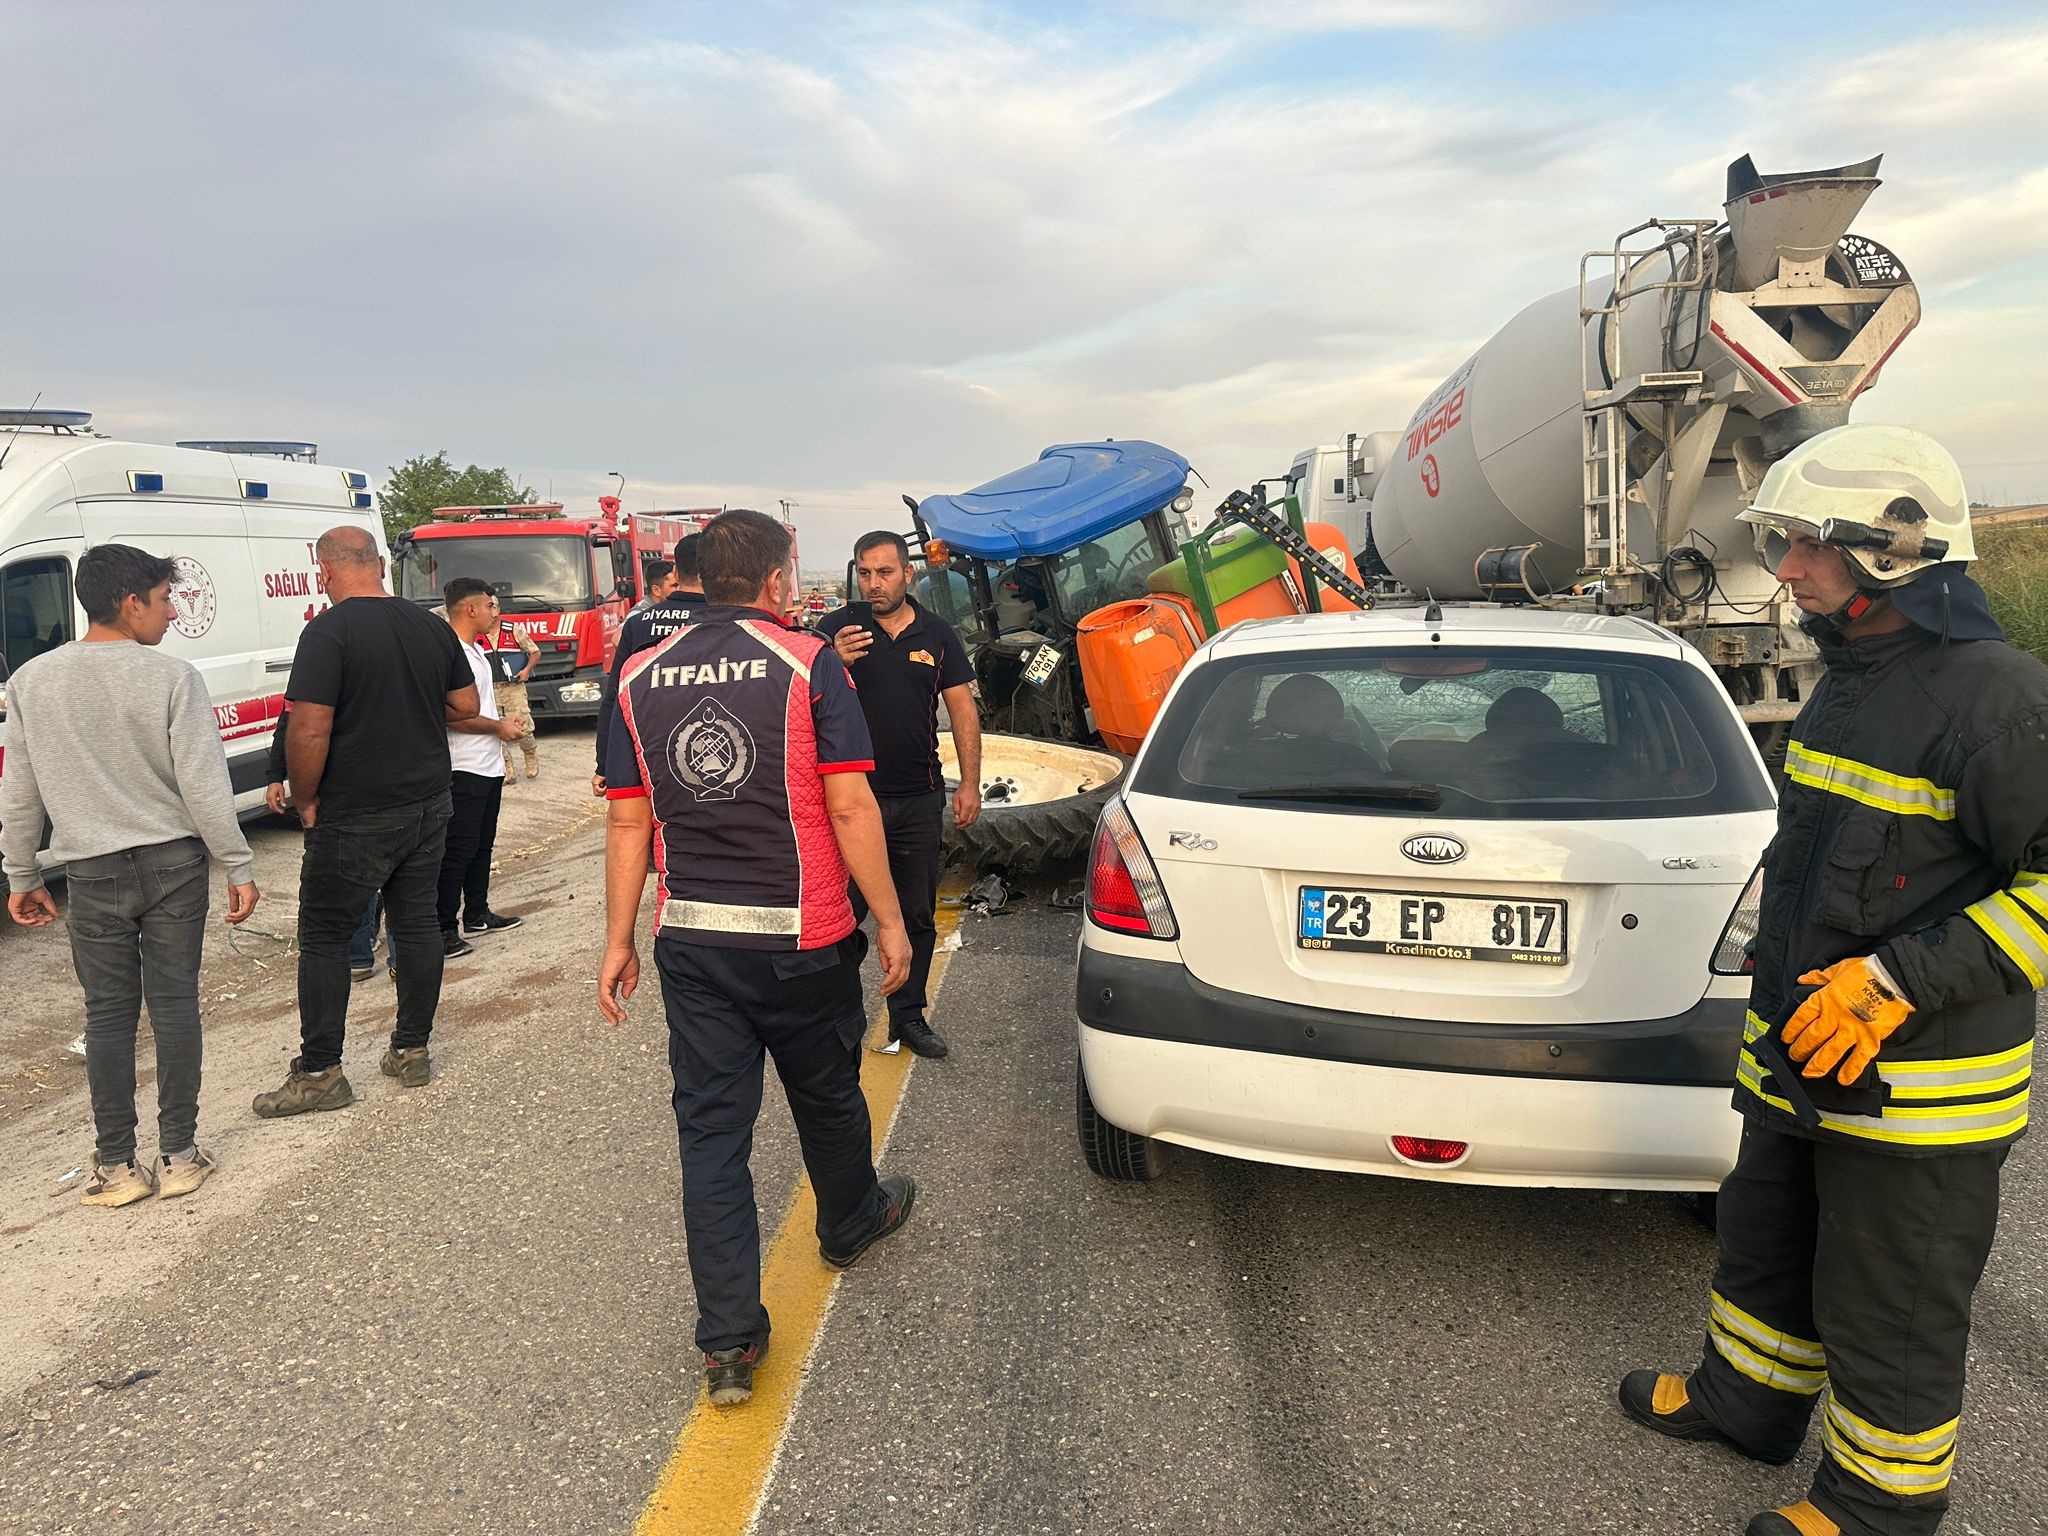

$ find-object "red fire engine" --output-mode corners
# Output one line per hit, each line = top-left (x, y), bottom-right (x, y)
(390, 501), (800, 718)
(392, 500), (639, 720)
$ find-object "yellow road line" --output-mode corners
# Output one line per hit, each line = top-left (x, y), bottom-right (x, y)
(632, 878), (971, 1536)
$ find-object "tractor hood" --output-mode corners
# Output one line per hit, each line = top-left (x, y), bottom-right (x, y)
(917, 440), (1191, 560)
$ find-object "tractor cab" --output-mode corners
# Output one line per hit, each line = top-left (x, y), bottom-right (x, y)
(910, 441), (1196, 742)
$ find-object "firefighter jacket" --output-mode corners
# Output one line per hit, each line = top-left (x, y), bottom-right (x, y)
(1738, 613), (2048, 1154)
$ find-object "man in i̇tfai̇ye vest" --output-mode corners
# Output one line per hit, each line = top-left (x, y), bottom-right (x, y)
(595, 509), (917, 1411)
(1620, 425), (2048, 1536)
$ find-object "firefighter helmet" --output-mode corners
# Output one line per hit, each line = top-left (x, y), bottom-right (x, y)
(1739, 424), (1973, 586)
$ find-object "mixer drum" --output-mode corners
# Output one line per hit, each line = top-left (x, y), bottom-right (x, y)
(1367, 277), (1668, 601)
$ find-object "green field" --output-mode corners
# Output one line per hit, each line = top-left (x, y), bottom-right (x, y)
(1974, 526), (2048, 664)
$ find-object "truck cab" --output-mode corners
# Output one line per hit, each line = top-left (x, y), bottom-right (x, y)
(392, 505), (637, 718)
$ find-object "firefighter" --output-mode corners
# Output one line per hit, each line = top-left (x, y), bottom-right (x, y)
(1619, 425), (2048, 1536)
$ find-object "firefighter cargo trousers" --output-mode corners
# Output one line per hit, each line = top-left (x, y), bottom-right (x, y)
(1688, 1119), (2006, 1535)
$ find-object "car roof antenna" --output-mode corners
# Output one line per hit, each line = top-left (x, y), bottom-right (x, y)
(1423, 590), (1443, 624)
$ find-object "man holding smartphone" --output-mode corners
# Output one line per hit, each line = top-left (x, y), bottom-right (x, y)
(818, 531), (981, 1059)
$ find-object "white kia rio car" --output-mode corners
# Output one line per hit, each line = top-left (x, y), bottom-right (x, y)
(1075, 605), (1776, 1190)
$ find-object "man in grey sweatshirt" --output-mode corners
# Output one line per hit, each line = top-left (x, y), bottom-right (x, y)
(2, 544), (259, 1207)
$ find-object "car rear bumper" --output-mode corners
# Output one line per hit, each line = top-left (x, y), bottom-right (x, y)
(1079, 1025), (1739, 1189)
(1075, 942), (1745, 1190)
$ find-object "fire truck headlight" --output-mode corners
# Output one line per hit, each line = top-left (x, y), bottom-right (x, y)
(557, 681), (602, 705)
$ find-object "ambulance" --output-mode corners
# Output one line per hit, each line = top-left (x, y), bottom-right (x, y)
(0, 410), (386, 817)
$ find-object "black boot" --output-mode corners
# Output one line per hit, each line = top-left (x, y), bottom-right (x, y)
(1617, 1371), (1800, 1466)
(1745, 1501), (1839, 1535)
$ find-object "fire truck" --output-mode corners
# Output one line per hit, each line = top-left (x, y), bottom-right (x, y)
(391, 501), (800, 716)
(391, 499), (641, 719)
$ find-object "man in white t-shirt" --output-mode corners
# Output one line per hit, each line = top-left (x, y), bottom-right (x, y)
(435, 578), (530, 957)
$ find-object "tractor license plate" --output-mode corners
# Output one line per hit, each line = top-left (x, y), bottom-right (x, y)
(1021, 644), (1063, 688)
(1297, 886), (1568, 965)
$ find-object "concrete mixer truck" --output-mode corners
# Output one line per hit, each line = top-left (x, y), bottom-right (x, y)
(1307, 151), (1919, 737)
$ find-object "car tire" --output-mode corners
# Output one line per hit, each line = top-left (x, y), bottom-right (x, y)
(1076, 1056), (1164, 1181)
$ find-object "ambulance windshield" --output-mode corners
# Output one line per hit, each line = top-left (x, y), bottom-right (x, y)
(395, 535), (594, 611)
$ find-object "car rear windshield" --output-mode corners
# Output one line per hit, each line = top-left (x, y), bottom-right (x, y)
(1135, 645), (1773, 820)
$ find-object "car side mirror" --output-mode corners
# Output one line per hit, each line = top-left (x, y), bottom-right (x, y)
(611, 579), (634, 601)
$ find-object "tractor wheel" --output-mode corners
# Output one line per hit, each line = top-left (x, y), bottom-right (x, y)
(940, 732), (1126, 873)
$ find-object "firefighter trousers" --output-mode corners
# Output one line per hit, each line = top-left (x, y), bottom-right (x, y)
(1688, 1119), (2007, 1535)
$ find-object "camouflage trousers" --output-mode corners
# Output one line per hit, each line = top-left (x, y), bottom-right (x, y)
(494, 682), (538, 777)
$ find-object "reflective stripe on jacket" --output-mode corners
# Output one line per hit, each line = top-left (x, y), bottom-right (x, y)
(1741, 620), (2048, 1154)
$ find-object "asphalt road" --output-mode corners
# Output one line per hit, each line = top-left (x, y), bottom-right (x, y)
(1, 723), (2043, 1535)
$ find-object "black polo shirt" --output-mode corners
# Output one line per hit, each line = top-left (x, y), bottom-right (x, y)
(817, 598), (975, 797)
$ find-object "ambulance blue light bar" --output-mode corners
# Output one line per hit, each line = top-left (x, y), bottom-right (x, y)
(241, 480), (269, 500)
(129, 471), (164, 493)
(353, 492), (374, 509)
(344, 471), (368, 490)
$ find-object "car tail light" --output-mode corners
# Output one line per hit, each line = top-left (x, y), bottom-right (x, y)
(1711, 864), (1765, 975)
(1391, 1136), (1469, 1166)
(1087, 799), (1178, 940)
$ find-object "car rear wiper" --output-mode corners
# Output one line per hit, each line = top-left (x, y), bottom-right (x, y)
(1236, 781), (1444, 809)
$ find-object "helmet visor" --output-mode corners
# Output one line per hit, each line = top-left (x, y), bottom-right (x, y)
(1740, 510), (1820, 578)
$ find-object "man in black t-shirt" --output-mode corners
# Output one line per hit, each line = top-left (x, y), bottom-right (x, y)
(818, 531), (982, 1058)
(593, 533), (704, 797)
(254, 526), (479, 1119)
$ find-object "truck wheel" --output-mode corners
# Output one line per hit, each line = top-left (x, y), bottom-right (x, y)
(941, 733), (1126, 873)
(1076, 1056), (1164, 1181)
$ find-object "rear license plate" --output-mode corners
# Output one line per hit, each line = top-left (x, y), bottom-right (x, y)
(1297, 887), (1568, 965)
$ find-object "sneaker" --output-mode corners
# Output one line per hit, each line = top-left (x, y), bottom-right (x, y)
(705, 1336), (769, 1407)
(252, 1060), (354, 1119)
(156, 1145), (217, 1199)
(820, 1175), (917, 1270)
(1617, 1370), (1800, 1465)
(889, 1016), (949, 1059)
(81, 1154), (157, 1208)
(462, 910), (523, 934)
(350, 965), (376, 983)
(380, 1046), (431, 1087)
(442, 928), (475, 959)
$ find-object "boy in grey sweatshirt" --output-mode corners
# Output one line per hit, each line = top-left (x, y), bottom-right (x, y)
(2, 544), (260, 1207)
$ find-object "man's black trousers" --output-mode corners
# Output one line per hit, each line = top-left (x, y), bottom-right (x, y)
(437, 770), (504, 931)
(1685, 1118), (2006, 1535)
(654, 933), (885, 1354)
(295, 792), (452, 1073)
(848, 789), (945, 1028)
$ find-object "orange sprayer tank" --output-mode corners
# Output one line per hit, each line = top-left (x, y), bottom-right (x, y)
(1077, 595), (1202, 754)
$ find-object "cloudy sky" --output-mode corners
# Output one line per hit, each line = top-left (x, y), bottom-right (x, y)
(4, 0), (2045, 559)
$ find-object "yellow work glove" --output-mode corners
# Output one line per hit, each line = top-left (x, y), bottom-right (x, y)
(1781, 955), (1912, 1086)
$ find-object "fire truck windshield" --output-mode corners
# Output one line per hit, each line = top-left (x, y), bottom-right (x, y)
(395, 535), (595, 611)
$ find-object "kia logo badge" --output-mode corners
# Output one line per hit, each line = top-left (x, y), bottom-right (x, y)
(1401, 834), (1466, 865)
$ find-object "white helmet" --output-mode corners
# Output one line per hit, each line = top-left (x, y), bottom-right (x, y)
(1739, 423), (1973, 586)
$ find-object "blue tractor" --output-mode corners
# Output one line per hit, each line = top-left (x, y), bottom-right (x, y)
(909, 439), (1197, 744)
